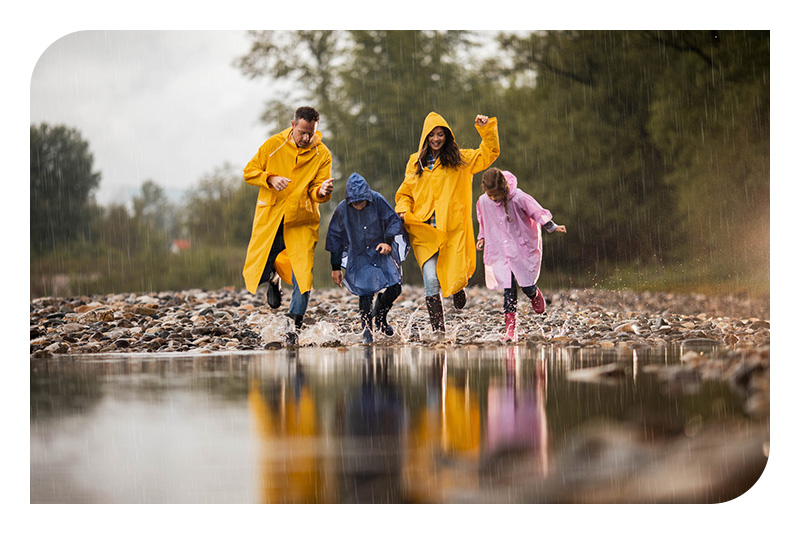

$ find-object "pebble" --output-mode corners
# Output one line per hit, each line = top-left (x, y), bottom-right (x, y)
(29, 286), (768, 356)
(30, 286), (770, 417)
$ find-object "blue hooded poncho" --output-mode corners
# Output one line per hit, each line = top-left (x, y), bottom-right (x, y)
(325, 173), (409, 296)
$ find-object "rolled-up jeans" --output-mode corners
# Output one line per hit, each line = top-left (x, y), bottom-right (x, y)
(289, 272), (310, 317)
(422, 253), (441, 297)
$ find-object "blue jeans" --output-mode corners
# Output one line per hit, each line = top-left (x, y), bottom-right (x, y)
(288, 272), (310, 317)
(422, 253), (441, 297)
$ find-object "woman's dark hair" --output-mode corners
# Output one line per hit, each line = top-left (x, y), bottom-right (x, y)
(482, 167), (512, 221)
(415, 127), (466, 176)
(294, 106), (320, 123)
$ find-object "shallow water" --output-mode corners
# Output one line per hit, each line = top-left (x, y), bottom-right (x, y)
(30, 342), (767, 503)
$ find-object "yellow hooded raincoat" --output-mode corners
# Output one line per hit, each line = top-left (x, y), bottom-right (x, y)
(395, 112), (499, 297)
(242, 127), (333, 295)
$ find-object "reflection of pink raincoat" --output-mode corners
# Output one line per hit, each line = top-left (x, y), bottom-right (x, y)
(476, 171), (553, 290)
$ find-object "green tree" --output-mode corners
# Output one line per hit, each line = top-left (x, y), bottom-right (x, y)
(492, 31), (676, 269)
(181, 163), (257, 247)
(30, 123), (101, 253)
(645, 30), (770, 281)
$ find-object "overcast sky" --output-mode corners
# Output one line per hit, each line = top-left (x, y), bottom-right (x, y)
(30, 30), (272, 206)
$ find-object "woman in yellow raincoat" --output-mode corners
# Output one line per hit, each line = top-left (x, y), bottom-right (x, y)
(395, 112), (499, 333)
(242, 107), (334, 342)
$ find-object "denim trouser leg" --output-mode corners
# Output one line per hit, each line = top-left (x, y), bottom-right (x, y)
(288, 272), (310, 317)
(422, 253), (441, 297)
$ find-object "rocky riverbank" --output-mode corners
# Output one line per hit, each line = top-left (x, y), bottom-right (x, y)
(30, 285), (770, 418)
(30, 286), (770, 355)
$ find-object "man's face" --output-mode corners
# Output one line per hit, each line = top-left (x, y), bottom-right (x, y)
(291, 118), (317, 148)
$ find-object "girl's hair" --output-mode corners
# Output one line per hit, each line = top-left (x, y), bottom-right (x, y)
(415, 127), (466, 176)
(482, 168), (512, 221)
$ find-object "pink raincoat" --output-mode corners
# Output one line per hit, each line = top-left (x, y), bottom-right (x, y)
(476, 171), (553, 290)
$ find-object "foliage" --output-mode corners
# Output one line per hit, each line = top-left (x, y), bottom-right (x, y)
(30, 124), (101, 254)
(30, 31), (770, 298)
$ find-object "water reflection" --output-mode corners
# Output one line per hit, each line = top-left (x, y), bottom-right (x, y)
(30, 343), (766, 503)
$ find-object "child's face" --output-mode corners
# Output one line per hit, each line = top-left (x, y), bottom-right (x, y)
(484, 187), (502, 203)
(351, 200), (367, 211)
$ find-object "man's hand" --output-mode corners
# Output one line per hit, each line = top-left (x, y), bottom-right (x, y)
(267, 175), (291, 191)
(332, 270), (343, 287)
(476, 238), (485, 251)
(376, 243), (391, 255)
(318, 178), (334, 198)
(475, 114), (489, 126)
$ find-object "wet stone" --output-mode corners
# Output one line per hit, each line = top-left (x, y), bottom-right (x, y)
(29, 286), (768, 356)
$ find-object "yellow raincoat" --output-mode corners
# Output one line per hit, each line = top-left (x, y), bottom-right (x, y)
(395, 112), (499, 297)
(242, 127), (333, 294)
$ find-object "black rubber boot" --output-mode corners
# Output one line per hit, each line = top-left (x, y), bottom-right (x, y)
(285, 313), (303, 345)
(425, 295), (446, 333)
(359, 296), (374, 343)
(266, 270), (282, 309)
(453, 289), (467, 310)
(372, 293), (394, 336)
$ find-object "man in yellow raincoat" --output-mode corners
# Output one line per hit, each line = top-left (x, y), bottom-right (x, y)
(242, 106), (334, 343)
(395, 112), (499, 333)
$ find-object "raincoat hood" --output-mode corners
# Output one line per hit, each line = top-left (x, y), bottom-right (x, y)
(396, 112), (500, 297)
(242, 125), (333, 294)
(477, 171), (553, 290)
(501, 170), (519, 198)
(417, 112), (455, 153)
(325, 176), (408, 297)
(345, 173), (374, 204)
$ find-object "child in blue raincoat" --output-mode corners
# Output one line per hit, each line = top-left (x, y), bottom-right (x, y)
(326, 173), (409, 342)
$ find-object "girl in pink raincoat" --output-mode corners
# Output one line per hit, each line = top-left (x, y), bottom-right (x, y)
(476, 168), (566, 342)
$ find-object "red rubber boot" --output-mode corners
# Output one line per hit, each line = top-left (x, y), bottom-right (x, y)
(530, 288), (546, 314)
(503, 312), (517, 342)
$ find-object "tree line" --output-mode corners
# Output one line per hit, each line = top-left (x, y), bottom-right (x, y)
(30, 30), (769, 298)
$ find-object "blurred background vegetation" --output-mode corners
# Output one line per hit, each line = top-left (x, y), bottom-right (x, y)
(30, 30), (769, 299)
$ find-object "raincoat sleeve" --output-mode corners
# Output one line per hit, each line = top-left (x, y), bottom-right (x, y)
(243, 138), (280, 189)
(394, 156), (418, 215)
(308, 153), (333, 203)
(325, 204), (347, 255)
(476, 197), (485, 241)
(375, 193), (404, 242)
(520, 191), (553, 227)
(462, 117), (500, 174)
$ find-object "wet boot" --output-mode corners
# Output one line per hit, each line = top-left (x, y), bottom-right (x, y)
(530, 288), (546, 314)
(453, 289), (467, 310)
(425, 295), (446, 334)
(360, 309), (374, 344)
(266, 269), (282, 309)
(372, 293), (394, 336)
(503, 312), (517, 342)
(285, 313), (303, 345)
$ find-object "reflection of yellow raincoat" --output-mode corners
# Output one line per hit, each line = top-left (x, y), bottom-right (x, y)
(395, 113), (499, 297)
(242, 127), (333, 294)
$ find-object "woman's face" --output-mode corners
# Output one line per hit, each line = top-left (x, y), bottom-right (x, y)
(427, 127), (447, 153)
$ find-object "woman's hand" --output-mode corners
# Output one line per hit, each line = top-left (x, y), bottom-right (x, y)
(475, 115), (489, 126)
(476, 238), (485, 250)
(397, 211), (405, 220)
(555, 225), (567, 233)
(331, 270), (343, 287)
(376, 243), (391, 255)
